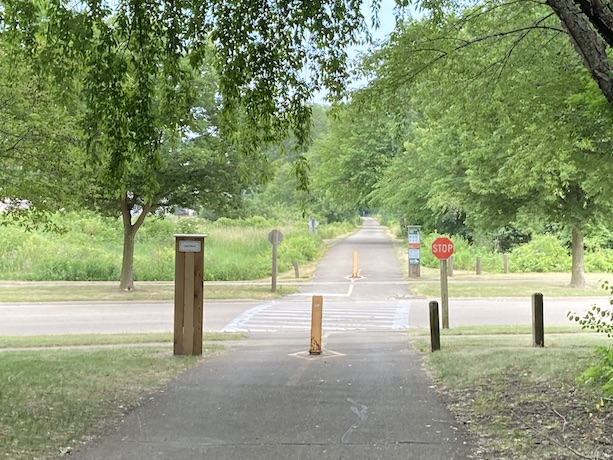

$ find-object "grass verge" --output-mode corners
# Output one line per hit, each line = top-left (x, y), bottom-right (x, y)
(412, 327), (612, 459)
(0, 281), (299, 303)
(393, 243), (613, 297)
(0, 333), (240, 459)
(0, 332), (244, 349)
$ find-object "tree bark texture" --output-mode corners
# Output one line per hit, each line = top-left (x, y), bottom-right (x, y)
(547, 0), (613, 106)
(119, 198), (151, 291)
(575, 0), (613, 47)
(569, 227), (586, 288)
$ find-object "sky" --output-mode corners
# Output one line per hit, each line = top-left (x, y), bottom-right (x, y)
(313, 0), (412, 101)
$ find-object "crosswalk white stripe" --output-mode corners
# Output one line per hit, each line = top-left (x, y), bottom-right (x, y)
(221, 300), (411, 332)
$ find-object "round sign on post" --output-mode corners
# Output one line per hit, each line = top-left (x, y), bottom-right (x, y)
(268, 229), (283, 245)
(431, 237), (454, 260)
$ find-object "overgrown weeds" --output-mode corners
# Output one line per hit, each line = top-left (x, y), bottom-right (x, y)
(414, 332), (613, 459)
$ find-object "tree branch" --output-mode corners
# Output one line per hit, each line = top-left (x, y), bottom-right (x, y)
(547, 0), (613, 105)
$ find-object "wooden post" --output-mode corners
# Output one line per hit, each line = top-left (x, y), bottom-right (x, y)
(503, 253), (510, 274)
(268, 229), (283, 292)
(476, 256), (482, 275)
(352, 251), (359, 278)
(310, 296), (323, 355)
(271, 239), (278, 292)
(174, 235), (205, 356)
(448, 255), (454, 277)
(429, 301), (441, 352)
(532, 293), (544, 348)
(440, 259), (449, 329)
(292, 259), (300, 278)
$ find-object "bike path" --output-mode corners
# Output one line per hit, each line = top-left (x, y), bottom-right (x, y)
(72, 218), (471, 459)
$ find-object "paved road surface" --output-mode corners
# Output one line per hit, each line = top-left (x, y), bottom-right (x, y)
(0, 295), (603, 336)
(70, 217), (471, 459)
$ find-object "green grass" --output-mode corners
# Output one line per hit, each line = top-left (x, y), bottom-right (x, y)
(409, 324), (587, 336)
(0, 281), (299, 302)
(0, 346), (211, 460)
(397, 248), (613, 297)
(412, 328), (612, 459)
(0, 332), (245, 349)
(0, 332), (245, 459)
(410, 279), (610, 297)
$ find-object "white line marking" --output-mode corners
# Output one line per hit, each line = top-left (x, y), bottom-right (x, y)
(393, 300), (411, 329)
(221, 302), (273, 332)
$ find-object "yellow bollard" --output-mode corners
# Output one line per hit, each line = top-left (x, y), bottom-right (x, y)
(352, 251), (359, 278)
(309, 296), (323, 355)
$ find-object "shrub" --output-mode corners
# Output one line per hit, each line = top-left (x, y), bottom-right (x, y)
(509, 234), (571, 272)
(569, 282), (613, 397)
(137, 217), (176, 242)
(174, 217), (206, 235)
(585, 249), (613, 273)
(419, 233), (504, 273)
(577, 346), (613, 398)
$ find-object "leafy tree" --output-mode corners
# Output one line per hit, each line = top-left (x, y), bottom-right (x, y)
(0, 46), (84, 221)
(364, 5), (613, 285)
(2, 0), (380, 288)
(83, 63), (271, 290)
(309, 99), (405, 220)
(404, 0), (613, 112)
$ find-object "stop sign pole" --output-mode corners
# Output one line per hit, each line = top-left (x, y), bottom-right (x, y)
(432, 237), (454, 329)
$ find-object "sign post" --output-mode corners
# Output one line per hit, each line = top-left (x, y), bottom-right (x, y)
(431, 237), (454, 329)
(407, 225), (421, 278)
(174, 234), (206, 356)
(268, 229), (283, 292)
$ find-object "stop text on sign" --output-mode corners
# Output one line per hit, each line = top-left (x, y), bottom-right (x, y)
(431, 237), (454, 260)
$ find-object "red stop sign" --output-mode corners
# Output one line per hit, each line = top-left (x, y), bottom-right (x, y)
(431, 237), (454, 260)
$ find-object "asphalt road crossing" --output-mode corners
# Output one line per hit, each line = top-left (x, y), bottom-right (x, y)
(222, 297), (411, 332)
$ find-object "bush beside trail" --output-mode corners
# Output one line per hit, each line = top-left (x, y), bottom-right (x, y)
(416, 232), (613, 274)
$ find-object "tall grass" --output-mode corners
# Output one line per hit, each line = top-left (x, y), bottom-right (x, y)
(0, 212), (355, 282)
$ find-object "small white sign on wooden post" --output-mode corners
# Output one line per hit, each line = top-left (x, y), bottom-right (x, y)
(179, 240), (202, 253)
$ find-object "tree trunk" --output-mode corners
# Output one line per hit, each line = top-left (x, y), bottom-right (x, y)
(120, 223), (137, 291)
(119, 198), (151, 291)
(569, 227), (586, 288)
(547, 0), (613, 106)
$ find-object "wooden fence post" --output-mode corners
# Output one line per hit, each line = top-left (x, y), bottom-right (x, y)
(429, 300), (441, 352)
(292, 260), (300, 278)
(532, 293), (544, 348)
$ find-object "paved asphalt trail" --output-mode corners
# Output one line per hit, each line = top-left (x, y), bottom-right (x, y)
(72, 218), (471, 459)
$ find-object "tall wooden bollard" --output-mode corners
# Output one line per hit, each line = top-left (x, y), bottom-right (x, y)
(476, 256), (482, 275)
(532, 293), (544, 347)
(352, 251), (359, 278)
(310, 296), (323, 355)
(429, 300), (441, 352)
(503, 253), (510, 274)
(174, 234), (205, 356)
